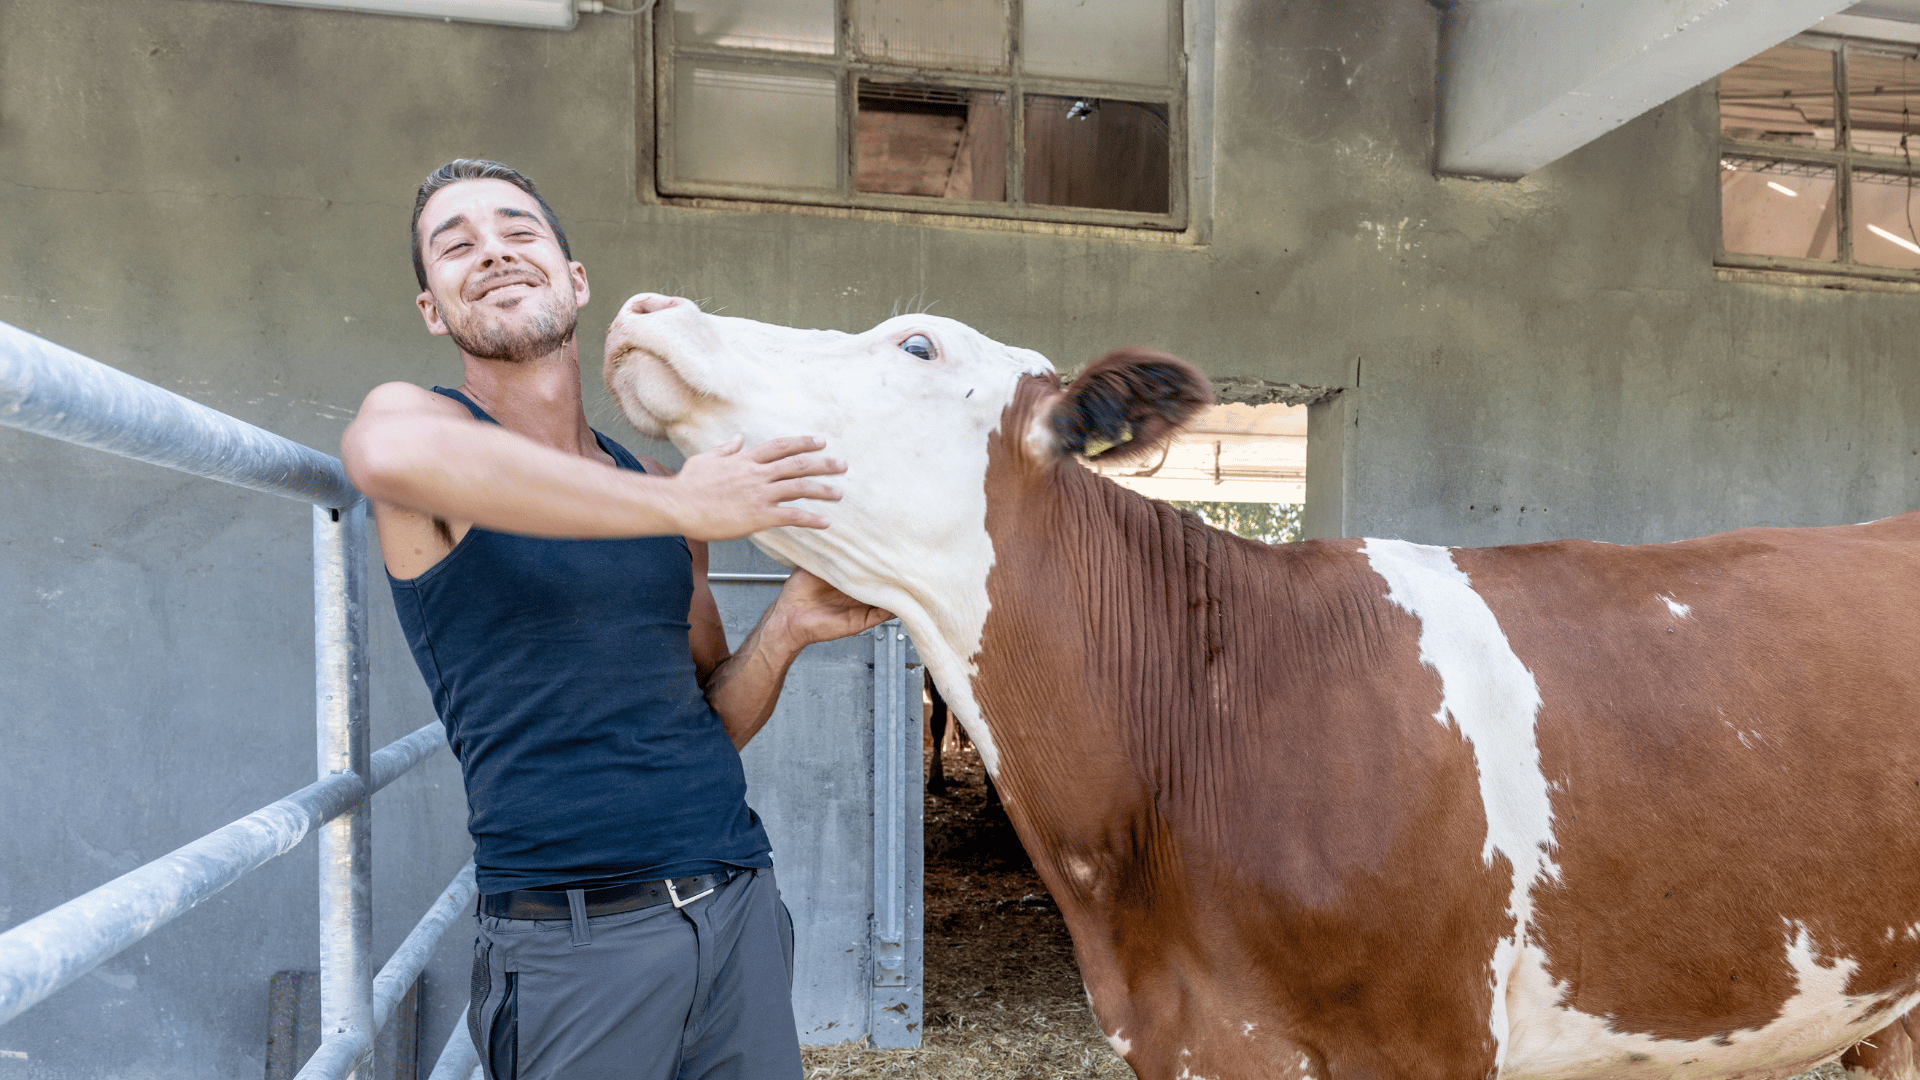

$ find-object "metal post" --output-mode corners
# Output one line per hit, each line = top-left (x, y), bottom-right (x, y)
(868, 619), (921, 1046)
(870, 619), (907, 989)
(315, 501), (373, 1079)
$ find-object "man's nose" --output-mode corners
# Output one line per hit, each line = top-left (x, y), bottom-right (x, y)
(477, 233), (518, 266)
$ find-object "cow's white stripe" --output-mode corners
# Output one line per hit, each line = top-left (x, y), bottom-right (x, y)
(1360, 539), (1558, 1072)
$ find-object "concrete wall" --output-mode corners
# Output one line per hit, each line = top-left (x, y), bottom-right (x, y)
(4, 0), (1919, 1075)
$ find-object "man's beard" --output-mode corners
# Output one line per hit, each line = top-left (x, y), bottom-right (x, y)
(446, 294), (577, 364)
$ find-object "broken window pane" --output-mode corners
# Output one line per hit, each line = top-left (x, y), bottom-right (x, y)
(856, 0), (1007, 73)
(1851, 167), (1920, 268)
(1721, 156), (1839, 262)
(1023, 0), (1169, 87)
(1023, 95), (1169, 213)
(1720, 43), (1836, 150)
(671, 0), (834, 54)
(673, 60), (839, 190)
(856, 83), (1008, 201)
(1847, 45), (1920, 156)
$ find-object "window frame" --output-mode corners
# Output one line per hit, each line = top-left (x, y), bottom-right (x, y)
(650, 0), (1190, 231)
(1719, 31), (1920, 284)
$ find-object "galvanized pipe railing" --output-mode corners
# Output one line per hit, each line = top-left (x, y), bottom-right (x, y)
(0, 319), (460, 1080)
(0, 320), (360, 508)
(296, 861), (478, 1080)
(426, 1024), (481, 1080)
(0, 721), (445, 1026)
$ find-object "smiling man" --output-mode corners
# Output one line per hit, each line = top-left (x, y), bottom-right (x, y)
(341, 159), (888, 1080)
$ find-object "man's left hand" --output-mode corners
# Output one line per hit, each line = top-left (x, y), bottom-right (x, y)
(773, 568), (893, 645)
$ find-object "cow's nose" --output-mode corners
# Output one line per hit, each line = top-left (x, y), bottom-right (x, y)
(626, 293), (690, 316)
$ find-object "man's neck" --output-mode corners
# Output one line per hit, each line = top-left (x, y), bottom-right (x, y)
(454, 339), (601, 458)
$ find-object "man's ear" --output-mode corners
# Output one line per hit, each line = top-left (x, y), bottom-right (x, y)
(416, 290), (450, 337)
(570, 261), (591, 309)
(1048, 347), (1212, 464)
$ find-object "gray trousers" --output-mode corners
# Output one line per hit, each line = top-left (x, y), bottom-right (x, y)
(469, 867), (801, 1080)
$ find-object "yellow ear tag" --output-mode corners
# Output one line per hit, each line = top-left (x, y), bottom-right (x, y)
(1081, 423), (1133, 459)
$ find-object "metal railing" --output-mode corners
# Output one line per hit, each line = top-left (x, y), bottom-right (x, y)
(0, 319), (481, 1080)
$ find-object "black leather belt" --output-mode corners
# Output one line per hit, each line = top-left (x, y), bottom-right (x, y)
(479, 870), (735, 920)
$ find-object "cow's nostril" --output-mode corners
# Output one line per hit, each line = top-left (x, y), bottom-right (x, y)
(633, 294), (685, 316)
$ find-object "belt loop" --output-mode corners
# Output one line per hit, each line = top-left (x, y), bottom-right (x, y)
(566, 888), (592, 947)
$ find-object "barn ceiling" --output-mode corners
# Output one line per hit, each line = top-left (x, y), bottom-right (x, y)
(1436, 0), (1916, 179)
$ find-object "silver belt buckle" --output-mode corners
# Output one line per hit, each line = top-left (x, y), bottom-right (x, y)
(667, 876), (714, 909)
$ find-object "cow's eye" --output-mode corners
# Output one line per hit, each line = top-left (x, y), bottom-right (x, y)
(900, 334), (935, 361)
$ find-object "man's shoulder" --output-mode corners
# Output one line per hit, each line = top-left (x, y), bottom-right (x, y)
(357, 381), (468, 419)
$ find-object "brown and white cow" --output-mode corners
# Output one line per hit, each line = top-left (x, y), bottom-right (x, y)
(604, 293), (1920, 1080)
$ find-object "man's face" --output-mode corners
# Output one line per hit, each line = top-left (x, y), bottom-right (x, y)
(414, 178), (590, 363)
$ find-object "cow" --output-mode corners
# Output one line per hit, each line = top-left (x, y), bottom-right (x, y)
(926, 670), (954, 792)
(603, 292), (1920, 1080)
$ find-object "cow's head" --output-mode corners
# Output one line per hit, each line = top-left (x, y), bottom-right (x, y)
(603, 294), (1208, 765)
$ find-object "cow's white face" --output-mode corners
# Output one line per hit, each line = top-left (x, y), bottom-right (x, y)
(604, 294), (1054, 766)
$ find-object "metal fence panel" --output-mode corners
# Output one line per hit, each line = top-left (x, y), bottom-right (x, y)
(706, 541), (924, 1048)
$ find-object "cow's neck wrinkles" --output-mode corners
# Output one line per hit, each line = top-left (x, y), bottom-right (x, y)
(974, 390), (1402, 891)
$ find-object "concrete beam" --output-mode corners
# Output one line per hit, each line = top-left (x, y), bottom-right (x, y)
(1438, 0), (1854, 179)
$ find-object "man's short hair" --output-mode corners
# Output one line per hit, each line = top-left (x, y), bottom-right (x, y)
(410, 159), (573, 290)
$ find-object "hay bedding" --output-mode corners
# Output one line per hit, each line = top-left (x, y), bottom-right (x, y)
(800, 745), (1848, 1080)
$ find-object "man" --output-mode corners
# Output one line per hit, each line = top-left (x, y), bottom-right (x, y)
(341, 159), (888, 1080)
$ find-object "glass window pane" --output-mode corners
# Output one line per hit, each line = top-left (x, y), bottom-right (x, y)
(1023, 95), (1169, 214)
(1023, 0), (1169, 87)
(670, 0), (834, 54)
(1721, 156), (1838, 262)
(1719, 43), (1836, 149)
(856, 83), (1007, 201)
(671, 60), (839, 190)
(1847, 46), (1920, 156)
(856, 0), (1007, 73)
(1852, 168), (1920, 268)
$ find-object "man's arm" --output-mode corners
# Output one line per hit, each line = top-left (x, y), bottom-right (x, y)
(342, 381), (845, 543)
(699, 569), (892, 750)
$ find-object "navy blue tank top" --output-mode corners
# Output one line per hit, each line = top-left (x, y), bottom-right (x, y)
(389, 387), (771, 894)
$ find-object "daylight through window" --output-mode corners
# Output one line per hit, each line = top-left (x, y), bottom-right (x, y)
(1720, 35), (1920, 277)
(655, 0), (1186, 229)
(1085, 403), (1305, 545)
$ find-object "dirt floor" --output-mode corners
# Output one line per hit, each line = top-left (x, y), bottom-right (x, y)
(800, 743), (1850, 1080)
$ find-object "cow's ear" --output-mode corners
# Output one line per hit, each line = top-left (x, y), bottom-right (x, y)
(1048, 348), (1212, 464)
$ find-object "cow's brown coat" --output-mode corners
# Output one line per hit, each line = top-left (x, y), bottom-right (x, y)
(971, 371), (1920, 1079)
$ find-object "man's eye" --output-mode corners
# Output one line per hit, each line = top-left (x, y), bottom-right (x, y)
(900, 334), (935, 360)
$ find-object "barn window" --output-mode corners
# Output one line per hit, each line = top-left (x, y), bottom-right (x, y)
(1085, 403), (1306, 544)
(1719, 32), (1920, 281)
(653, 0), (1188, 230)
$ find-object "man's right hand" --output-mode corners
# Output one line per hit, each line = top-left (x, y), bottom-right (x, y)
(660, 434), (845, 540)
(344, 382), (847, 578)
